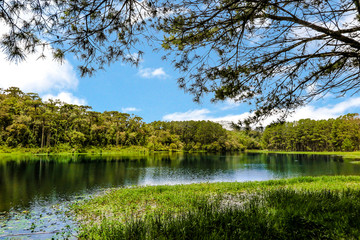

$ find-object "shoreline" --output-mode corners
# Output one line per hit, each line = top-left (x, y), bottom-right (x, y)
(0, 147), (360, 159)
(246, 149), (360, 160)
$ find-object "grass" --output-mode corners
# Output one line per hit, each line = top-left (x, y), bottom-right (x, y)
(247, 149), (360, 160)
(2, 145), (360, 161)
(73, 176), (360, 239)
(0, 145), (207, 156)
(0, 145), (150, 156)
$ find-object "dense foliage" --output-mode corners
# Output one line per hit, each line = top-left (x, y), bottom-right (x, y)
(0, 87), (248, 152)
(2, 87), (359, 153)
(262, 114), (360, 151)
(147, 121), (256, 152)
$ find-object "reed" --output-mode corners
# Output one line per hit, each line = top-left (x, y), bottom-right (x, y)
(73, 176), (360, 239)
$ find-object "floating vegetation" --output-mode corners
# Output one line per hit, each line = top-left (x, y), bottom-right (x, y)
(0, 199), (78, 239)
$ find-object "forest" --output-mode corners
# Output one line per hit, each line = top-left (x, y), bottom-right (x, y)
(262, 114), (360, 151)
(0, 87), (258, 153)
(1, 87), (359, 153)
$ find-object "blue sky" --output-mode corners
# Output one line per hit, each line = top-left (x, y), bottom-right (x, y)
(1, 30), (360, 125)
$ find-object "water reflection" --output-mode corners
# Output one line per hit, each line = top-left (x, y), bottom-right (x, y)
(0, 152), (359, 212)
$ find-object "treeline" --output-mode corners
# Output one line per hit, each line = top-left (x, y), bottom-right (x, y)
(0, 87), (253, 152)
(262, 114), (360, 151)
(147, 121), (256, 151)
(4, 87), (358, 153)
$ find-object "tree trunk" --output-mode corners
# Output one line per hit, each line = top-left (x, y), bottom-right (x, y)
(41, 125), (44, 148)
(116, 131), (119, 146)
(46, 131), (51, 147)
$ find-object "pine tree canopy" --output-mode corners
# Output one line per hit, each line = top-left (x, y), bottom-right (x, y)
(1, 0), (360, 122)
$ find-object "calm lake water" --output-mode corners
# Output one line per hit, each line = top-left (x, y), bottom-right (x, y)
(0, 152), (360, 238)
(1, 152), (359, 212)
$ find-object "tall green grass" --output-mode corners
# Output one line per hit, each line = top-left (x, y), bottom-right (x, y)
(73, 176), (360, 239)
(78, 189), (360, 239)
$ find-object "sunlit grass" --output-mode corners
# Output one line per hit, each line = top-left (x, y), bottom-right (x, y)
(0, 145), (150, 156)
(73, 176), (360, 239)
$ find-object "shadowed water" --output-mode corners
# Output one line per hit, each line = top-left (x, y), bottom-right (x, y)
(0, 152), (359, 238)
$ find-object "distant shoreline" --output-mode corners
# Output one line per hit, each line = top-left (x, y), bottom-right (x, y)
(247, 149), (360, 160)
(1, 147), (360, 159)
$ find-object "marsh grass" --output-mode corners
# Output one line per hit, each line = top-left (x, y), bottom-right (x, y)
(77, 189), (360, 239)
(73, 176), (360, 239)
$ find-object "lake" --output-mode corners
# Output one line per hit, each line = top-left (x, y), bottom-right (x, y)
(0, 152), (359, 238)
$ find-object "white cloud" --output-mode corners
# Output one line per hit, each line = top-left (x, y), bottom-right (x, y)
(0, 23), (85, 108)
(122, 107), (141, 112)
(0, 46), (78, 94)
(325, 97), (360, 114)
(284, 97), (360, 121)
(221, 99), (241, 110)
(210, 112), (252, 123)
(162, 97), (360, 126)
(305, 83), (317, 94)
(42, 92), (87, 106)
(338, 10), (358, 29)
(125, 53), (143, 63)
(163, 109), (211, 121)
(138, 67), (168, 79)
(224, 98), (360, 126)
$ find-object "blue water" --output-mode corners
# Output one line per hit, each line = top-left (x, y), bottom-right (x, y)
(0, 152), (358, 238)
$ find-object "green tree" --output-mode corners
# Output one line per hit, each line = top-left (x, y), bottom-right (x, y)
(0, 0), (153, 74)
(262, 113), (360, 152)
(2, 1), (360, 122)
(160, 0), (360, 122)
